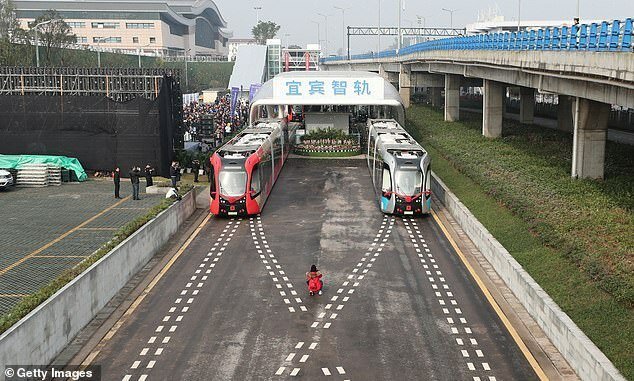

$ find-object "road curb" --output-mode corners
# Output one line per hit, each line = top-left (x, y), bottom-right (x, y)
(431, 172), (625, 381)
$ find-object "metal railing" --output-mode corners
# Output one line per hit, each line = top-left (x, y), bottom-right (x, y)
(323, 18), (633, 62)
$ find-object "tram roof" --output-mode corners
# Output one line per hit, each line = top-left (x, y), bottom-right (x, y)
(250, 71), (405, 123)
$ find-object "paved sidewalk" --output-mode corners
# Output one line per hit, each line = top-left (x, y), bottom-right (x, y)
(0, 180), (163, 315)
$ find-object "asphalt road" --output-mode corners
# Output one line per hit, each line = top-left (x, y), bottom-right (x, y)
(91, 158), (538, 380)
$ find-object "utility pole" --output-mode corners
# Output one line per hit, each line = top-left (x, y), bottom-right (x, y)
(334, 6), (350, 57)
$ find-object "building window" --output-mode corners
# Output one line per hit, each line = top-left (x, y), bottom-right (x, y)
(149, 37), (156, 44)
(91, 22), (119, 29)
(133, 37), (139, 43)
(67, 22), (85, 28)
(126, 23), (154, 29)
(75, 36), (87, 43)
(93, 36), (122, 43)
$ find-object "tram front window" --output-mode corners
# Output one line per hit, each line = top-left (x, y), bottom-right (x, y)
(219, 170), (247, 197)
(395, 170), (423, 196)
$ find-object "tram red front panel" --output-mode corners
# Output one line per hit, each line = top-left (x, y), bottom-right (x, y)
(209, 152), (263, 217)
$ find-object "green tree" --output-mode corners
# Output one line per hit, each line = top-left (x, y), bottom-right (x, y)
(0, 0), (31, 65)
(251, 21), (280, 44)
(30, 10), (75, 65)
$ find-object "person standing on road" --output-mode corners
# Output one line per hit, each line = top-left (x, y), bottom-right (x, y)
(113, 167), (121, 199)
(204, 158), (212, 183)
(144, 164), (154, 187)
(129, 166), (141, 200)
(192, 159), (200, 183)
(170, 161), (179, 189)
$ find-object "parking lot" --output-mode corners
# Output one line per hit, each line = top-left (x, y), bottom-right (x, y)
(0, 180), (163, 315)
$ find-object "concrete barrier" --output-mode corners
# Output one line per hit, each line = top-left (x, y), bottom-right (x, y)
(0, 189), (197, 374)
(431, 173), (625, 381)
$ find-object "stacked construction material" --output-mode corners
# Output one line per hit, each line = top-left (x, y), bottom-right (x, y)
(16, 163), (49, 187)
(47, 165), (61, 186)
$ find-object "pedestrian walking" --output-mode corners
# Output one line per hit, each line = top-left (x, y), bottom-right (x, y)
(113, 167), (121, 199)
(129, 166), (141, 200)
(192, 159), (200, 183)
(170, 161), (179, 189)
(144, 164), (154, 187)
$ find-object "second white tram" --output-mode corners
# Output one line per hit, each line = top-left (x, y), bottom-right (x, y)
(367, 119), (432, 216)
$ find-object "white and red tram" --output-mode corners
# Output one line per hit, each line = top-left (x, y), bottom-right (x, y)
(210, 119), (297, 216)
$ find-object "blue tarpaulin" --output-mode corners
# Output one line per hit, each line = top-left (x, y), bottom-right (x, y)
(0, 154), (88, 181)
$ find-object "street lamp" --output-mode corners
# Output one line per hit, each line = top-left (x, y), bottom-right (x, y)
(317, 13), (330, 56)
(253, 6), (262, 24)
(310, 20), (321, 54)
(416, 15), (426, 44)
(378, 0), (383, 53)
(334, 6), (350, 58)
(397, 0), (403, 52)
(31, 19), (56, 67)
(95, 36), (112, 68)
(442, 8), (457, 29)
(517, 0), (521, 32)
(184, 48), (192, 90)
(137, 42), (151, 68)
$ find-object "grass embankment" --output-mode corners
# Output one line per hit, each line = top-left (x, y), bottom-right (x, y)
(405, 105), (633, 378)
(0, 185), (192, 334)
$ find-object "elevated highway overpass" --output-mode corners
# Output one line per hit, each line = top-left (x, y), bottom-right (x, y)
(322, 18), (634, 180)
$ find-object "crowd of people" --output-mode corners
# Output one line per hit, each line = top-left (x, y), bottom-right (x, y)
(182, 95), (250, 148)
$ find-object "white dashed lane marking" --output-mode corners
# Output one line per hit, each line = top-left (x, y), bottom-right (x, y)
(250, 215), (306, 314)
(403, 217), (496, 380)
(274, 217), (395, 377)
(121, 219), (241, 380)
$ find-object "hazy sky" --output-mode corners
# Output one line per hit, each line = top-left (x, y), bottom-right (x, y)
(214, 0), (633, 54)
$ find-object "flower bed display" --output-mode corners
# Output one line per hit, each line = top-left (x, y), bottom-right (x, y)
(294, 129), (361, 156)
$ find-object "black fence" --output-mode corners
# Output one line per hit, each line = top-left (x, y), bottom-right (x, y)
(0, 69), (183, 177)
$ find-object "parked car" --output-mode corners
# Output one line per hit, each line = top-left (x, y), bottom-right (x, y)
(0, 169), (14, 190)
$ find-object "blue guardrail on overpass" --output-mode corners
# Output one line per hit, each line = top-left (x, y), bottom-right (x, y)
(323, 18), (633, 62)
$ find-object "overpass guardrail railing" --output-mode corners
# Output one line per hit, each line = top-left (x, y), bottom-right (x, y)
(323, 18), (633, 62)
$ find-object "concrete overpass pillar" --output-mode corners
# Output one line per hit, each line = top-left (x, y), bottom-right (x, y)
(572, 98), (610, 179)
(444, 74), (460, 122)
(483, 79), (505, 138)
(519, 87), (535, 124)
(430, 87), (443, 108)
(557, 95), (574, 132)
(399, 64), (412, 108)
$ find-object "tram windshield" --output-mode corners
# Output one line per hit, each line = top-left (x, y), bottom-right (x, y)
(395, 169), (423, 195)
(219, 170), (247, 197)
